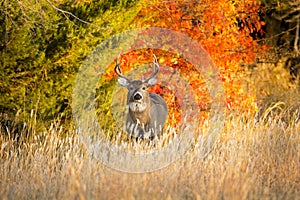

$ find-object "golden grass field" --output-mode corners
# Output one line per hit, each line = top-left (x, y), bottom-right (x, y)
(0, 63), (299, 199)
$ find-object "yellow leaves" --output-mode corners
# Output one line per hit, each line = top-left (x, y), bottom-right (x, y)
(159, 57), (165, 63)
(170, 57), (178, 64)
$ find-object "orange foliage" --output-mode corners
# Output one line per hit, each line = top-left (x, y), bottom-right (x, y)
(130, 0), (267, 110)
(105, 0), (267, 128)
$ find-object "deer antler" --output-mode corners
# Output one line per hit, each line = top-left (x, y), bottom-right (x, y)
(114, 54), (130, 80)
(144, 54), (159, 82)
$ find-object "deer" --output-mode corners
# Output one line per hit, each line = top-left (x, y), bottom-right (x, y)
(115, 54), (168, 140)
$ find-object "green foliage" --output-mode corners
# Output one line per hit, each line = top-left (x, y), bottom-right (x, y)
(0, 0), (140, 128)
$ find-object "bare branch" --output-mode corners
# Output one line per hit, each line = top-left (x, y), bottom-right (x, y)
(256, 26), (297, 43)
(45, 0), (102, 29)
(286, 13), (300, 23)
(273, 1), (300, 21)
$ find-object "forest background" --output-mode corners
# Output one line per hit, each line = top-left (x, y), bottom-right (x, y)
(0, 0), (299, 199)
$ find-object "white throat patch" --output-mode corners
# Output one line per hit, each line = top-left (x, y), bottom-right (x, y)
(129, 102), (147, 112)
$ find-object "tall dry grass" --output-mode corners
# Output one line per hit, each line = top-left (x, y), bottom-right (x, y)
(0, 62), (299, 199)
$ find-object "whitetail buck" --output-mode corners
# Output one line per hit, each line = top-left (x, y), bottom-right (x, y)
(115, 54), (168, 140)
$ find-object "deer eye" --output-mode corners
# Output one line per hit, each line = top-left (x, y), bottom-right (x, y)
(142, 86), (146, 90)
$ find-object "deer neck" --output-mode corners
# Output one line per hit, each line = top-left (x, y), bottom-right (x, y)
(129, 105), (151, 126)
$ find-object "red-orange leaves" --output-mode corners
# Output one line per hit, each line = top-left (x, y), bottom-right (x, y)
(129, 0), (266, 115)
(104, 0), (266, 130)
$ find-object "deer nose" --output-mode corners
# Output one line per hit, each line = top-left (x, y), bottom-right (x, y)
(133, 92), (143, 101)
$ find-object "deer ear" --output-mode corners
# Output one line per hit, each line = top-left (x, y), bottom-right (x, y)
(146, 77), (157, 86)
(117, 77), (129, 87)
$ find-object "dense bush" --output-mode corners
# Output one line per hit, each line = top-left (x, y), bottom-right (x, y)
(0, 0), (139, 128)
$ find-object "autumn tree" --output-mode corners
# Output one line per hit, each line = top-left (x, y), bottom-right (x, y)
(95, 0), (268, 136)
(125, 0), (267, 112)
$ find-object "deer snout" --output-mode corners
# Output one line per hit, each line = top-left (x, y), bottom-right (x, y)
(133, 92), (143, 101)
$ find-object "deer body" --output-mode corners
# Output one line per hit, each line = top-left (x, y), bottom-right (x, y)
(115, 55), (168, 139)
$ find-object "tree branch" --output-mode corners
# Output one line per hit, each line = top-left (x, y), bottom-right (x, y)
(273, 1), (300, 21)
(46, 0), (102, 29)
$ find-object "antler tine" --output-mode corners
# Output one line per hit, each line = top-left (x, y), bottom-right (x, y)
(145, 54), (160, 81)
(114, 54), (129, 79)
(152, 54), (159, 74)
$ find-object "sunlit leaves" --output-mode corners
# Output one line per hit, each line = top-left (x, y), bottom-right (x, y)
(129, 0), (267, 116)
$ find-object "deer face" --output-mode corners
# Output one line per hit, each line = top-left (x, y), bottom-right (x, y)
(117, 78), (157, 113)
